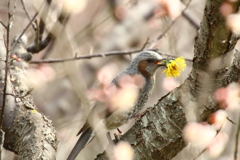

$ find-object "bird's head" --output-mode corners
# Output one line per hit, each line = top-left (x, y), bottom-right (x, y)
(130, 51), (165, 77)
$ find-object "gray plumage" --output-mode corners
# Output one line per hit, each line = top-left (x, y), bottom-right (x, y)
(67, 51), (164, 160)
(106, 51), (163, 129)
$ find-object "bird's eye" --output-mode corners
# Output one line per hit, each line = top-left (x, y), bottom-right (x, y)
(146, 59), (153, 63)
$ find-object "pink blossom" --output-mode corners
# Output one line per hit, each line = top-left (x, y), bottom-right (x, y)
(162, 77), (179, 91)
(183, 122), (216, 148)
(207, 132), (229, 158)
(111, 141), (134, 160)
(208, 110), (227, 130)
(87, 73), (146, 112)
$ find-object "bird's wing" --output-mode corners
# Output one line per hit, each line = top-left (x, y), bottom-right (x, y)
(68, 103), (109, 160)
(67, 127), (94, 160)
(76, 122), (90, 136)
(76, 103), (108, 136)
(68, 81), (120, 159)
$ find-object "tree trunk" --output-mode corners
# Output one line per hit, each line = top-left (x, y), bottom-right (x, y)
(0, 25), (58, 160)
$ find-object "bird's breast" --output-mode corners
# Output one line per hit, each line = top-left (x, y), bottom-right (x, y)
(105, 77), (154, 130)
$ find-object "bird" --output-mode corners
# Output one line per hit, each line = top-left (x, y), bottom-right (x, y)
(67, 50), (165, 160)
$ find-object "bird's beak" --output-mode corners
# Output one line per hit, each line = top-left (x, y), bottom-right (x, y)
(154, 60), (165, 66)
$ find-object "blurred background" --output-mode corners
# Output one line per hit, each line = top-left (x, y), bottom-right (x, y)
(0, 0), (239, 160)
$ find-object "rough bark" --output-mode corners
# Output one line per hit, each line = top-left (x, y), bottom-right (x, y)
(0, 25), (58, 159)
(96, 0), (240, 159)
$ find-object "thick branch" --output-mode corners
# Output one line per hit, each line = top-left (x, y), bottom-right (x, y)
(0, 25), (58, 159)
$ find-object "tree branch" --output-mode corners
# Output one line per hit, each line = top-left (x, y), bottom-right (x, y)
(11, 11), (38, 50)
(0, 21), (7, 29)
(20, 0), (37, 30)
(30, 49), (152, 64)
(0, 0), (11, 130)
(0, 0), (12, 158)
(30, 48), (193, 64)
(0, 23), (58, 160)
(234, 115), (240, 160)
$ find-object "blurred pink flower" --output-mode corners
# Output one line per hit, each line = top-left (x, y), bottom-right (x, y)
(156, 0), (182, 20)
(115, 5), (127, 20)
(226, 14), (240, 35)
(214, 87), (228, 109)
(220, 2), (234, 17)
(214, 83), (240, 110)
(162, 77), (179, 91)
(37, 64), (56, 81)
(11, 54), (17, 59)
(118, 74), (146, 89)
(27, 64), (56, 88)
(208, 110), (227, 130)
(207, 132), (229, 158)
(97, 63), (119, 87)
(88, 73), (146, 112)
(58, 0), (87, 14)
(183, 122), (216, 148)
(87, 83), (117, 102)
(225, 83), (240, 110)
(111, 141), (134, 160)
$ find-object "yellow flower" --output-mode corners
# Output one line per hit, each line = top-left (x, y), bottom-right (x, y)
(31, 109), (37, 113)
(162, 57), (186, 78)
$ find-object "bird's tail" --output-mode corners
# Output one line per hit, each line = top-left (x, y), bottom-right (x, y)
(67, 127), (94, 160)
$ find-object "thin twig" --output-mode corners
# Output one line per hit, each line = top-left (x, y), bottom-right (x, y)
(30, 48), (193, 64)
(192, 148), (207, 160)
(234, 115), (240, 160)
(7, 0), (18, 31)
(182, 11), (200, 30)
(140, 37), (150, 50)
(11, 12), (38, 49)
(0, 21), (7, 29)
(227, 117), (237, 125)
(158, 51), (192, 62)
(30, 49), (147, 64)
(34, 20), (40, 51)
(11, 0), (18, 24)
(20, 0), (37, 30)
(192, 119), (226, 160)
(1, 0), (11, 130)
(149, 0), (193, 48)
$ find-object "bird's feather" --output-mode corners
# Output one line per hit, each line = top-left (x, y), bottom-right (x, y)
(67, 127), (94, 160)
(76, 122), (90, 136)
